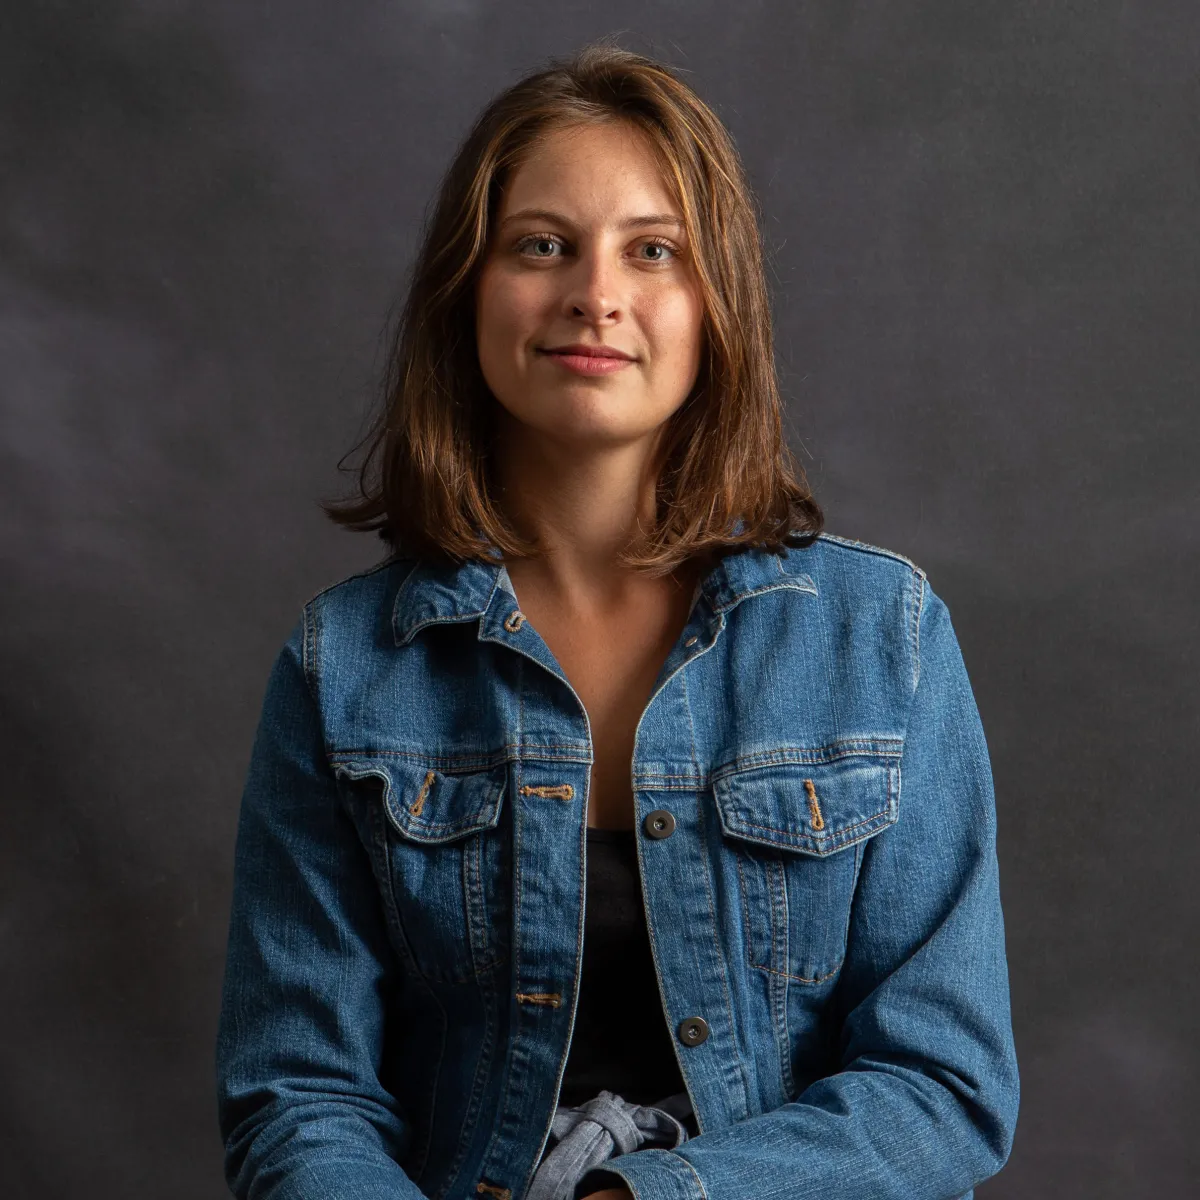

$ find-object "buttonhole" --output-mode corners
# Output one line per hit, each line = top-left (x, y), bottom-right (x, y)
(519, 784), (575, 801)
(515, 991), (562, 1008)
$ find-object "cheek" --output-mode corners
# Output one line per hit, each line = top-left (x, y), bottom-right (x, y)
(477, 269), (545, 359)
(476, 275), (515, 360)
(643, 286), (704, 373)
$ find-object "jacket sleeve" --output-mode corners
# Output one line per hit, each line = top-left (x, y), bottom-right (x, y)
(215, 611), (425, 1200)
(592, 583), (1020, 1200)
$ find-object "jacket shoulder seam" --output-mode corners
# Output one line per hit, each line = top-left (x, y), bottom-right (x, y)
(816, 533), (926, 696)
(816, 531), (927, 579)
(302, 555), (400, 608)
(911, 572), (926, 694)
(300, 599), (321, 709)
(299, 557), (401, 714)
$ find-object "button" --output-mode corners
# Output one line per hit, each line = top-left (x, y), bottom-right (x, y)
(684, 636), (698, 647)
(643, 809), (676, 839)
(677, 1016), (710, 1047)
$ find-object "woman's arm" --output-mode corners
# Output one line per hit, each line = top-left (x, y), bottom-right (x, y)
(590, 584), (1020, 1200)
(215, 614), (424, 1200)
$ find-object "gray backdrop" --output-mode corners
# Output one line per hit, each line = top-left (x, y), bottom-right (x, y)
(2, 2), (1196, 1196)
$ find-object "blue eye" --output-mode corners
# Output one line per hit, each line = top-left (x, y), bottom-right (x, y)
(640, 240), (676, 262)
(517, 236), (562, 257)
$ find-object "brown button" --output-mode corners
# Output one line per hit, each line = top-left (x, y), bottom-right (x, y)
(677, 1016), (710, 1047)
(643, 809), (676, 839)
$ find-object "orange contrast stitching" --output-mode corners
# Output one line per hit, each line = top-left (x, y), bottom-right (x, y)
(476, 1183), (512, 1200)
(803, 779), (825, 830)
(410, 770), (435, 817)
(515, 991), (562, 1007)
(518, 784), (575, 801)
(503, 610), (525, 632)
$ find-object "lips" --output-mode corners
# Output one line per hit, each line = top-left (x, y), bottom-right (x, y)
(538, 343), (636, 361)
(536, 343), (638, 376)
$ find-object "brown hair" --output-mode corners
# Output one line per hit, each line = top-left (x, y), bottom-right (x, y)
(324, 38), (822, 573)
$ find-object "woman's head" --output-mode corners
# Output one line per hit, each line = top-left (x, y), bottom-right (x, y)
(326, 39), (822, 572)
(474, 117), (705, 460)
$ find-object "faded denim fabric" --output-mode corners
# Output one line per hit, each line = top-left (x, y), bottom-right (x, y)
(216, 532), (1019, 1200)
(525, 1090), (690, 1200)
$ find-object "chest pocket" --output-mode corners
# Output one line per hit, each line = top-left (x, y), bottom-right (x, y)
(713, 754), (900, 985)
(334, 757), (512, 985)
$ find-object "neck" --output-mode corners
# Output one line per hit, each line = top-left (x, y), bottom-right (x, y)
(493, 421), (667, 608)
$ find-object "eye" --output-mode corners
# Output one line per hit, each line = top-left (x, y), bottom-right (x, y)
(515, 234), (564, 258)
(512, 232), (683, 264)
(637, 238), (679, 263)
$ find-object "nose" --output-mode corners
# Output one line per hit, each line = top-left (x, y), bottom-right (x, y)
(560, 240), (624, 324)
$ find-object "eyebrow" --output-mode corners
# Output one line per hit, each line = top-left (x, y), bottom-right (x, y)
(498, 208), (685, 232)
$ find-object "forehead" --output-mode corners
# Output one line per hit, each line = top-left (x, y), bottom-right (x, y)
(498, 121), (681, 219)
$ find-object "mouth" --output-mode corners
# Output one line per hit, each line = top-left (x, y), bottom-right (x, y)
(537, 343), (637, 361)
(535, 342), (638, 377)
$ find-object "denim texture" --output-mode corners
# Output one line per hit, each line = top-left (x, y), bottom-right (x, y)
(525, 1090), (690, 1200)
(216, 532), (1019, 1200)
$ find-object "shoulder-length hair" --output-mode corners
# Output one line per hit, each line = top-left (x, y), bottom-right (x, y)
(324, 39), (822, 574)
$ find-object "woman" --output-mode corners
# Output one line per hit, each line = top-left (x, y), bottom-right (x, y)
(216, 42), (1019, 1200)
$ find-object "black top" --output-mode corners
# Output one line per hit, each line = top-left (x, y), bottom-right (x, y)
(558, 827), (688, 1109)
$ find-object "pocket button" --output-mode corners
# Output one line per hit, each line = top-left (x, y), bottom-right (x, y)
(677, 1016), (710, 1047)
(643, 809), (676, 839)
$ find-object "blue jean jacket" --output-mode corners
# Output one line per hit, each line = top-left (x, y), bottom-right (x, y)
(216, 532), (1019, 1200)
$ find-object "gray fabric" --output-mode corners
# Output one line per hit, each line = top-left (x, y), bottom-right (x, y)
(526, 1090), (692, 1200)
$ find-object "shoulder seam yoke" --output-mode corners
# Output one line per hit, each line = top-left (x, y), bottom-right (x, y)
(816, 532), (927, 580)
(302, 555), (401, 610)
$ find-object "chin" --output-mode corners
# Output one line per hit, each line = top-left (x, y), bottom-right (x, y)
(538, 419), (652, 449)
(508, 393), (659, 446)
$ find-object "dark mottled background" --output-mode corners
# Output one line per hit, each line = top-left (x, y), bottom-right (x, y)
(2, 2), (1196, 1196)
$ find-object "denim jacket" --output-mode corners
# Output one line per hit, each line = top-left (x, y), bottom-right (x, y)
(216, 532), (1019, 1200)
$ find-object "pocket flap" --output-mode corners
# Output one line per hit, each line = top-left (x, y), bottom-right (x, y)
(712, 755), (899, 856)
(333, 757), (507, 844)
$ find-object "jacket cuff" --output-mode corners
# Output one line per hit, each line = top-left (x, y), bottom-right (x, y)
(586, 1147), (707, 1200)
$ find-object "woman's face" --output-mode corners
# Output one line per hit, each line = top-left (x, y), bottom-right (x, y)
(475, 120), (704, 451)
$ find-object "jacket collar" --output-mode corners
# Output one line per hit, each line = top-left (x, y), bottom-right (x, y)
(390, 543), (817, 647)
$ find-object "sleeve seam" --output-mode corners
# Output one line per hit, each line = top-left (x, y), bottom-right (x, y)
(663, 1148), (709, 1200)
(634, 1148), (710, 1200)
(301, 599), (321, 710)
(911, 568), (926, 694)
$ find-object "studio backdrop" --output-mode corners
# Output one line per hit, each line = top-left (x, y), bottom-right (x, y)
(1, 2), (1197, 1197)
